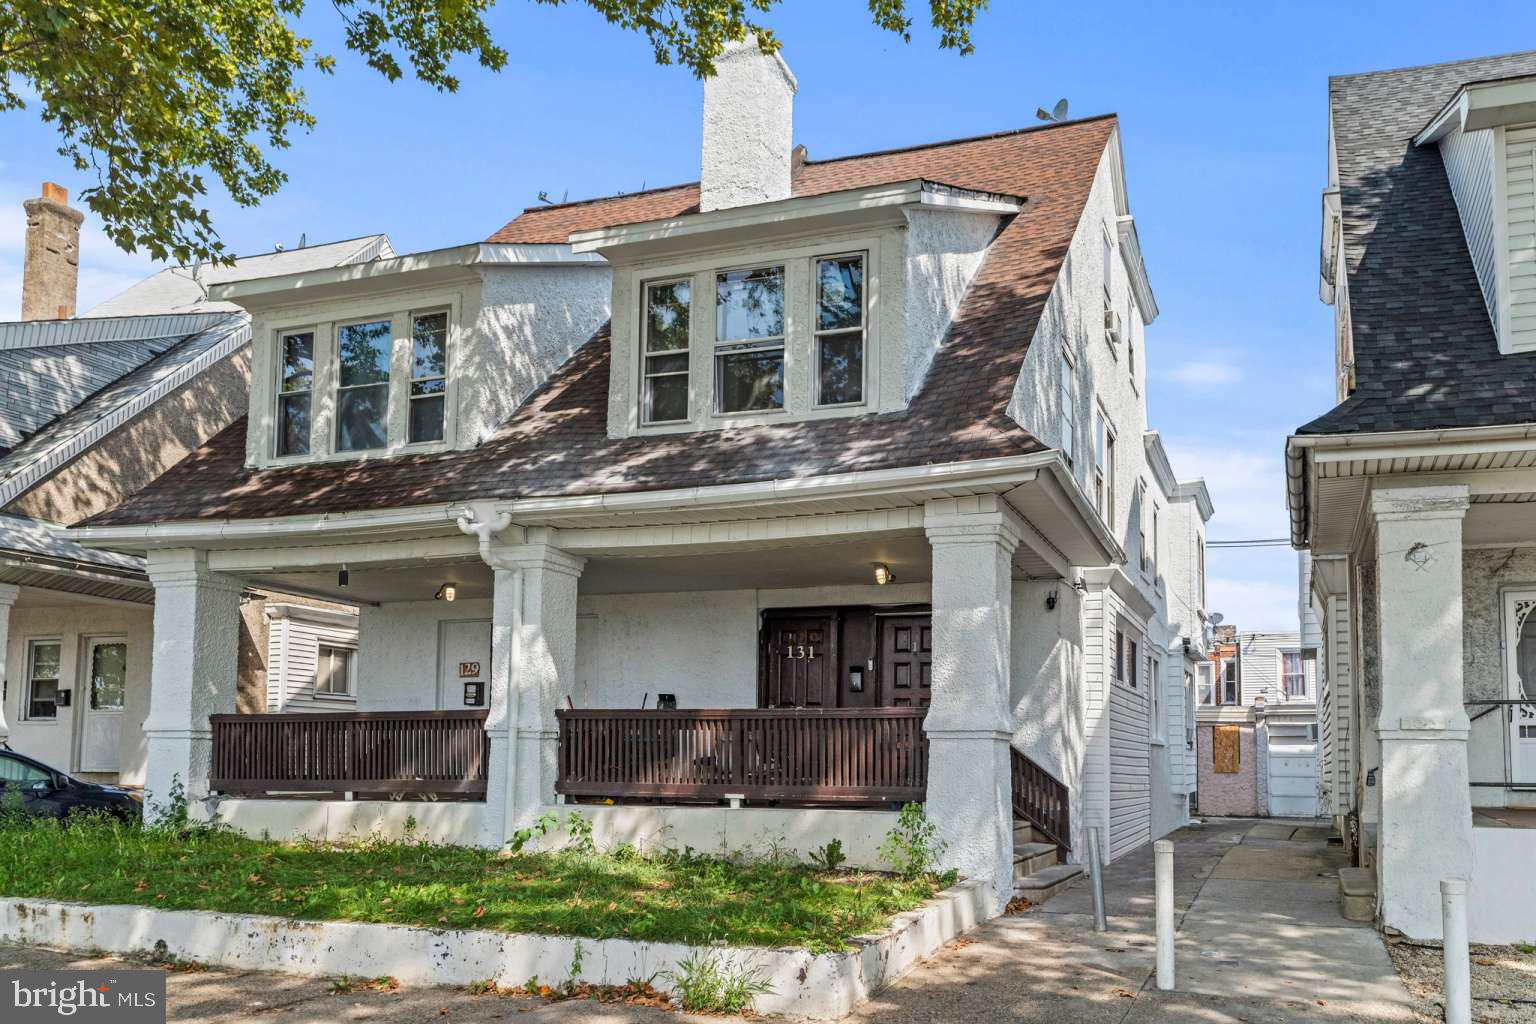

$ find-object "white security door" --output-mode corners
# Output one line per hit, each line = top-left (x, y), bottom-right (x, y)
(438, 620), (492, 710)
(78, 638), (127, 773)
(1502, 591), (1536, 785)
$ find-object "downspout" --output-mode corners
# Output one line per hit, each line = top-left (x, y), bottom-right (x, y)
(455, 508), (519, 843)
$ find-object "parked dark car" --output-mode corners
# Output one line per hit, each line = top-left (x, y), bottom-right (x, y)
(0, 748), (141, 821)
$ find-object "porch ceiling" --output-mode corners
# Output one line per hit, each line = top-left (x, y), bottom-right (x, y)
(245, 561), (490, 605)
(580, 535), (933, 594)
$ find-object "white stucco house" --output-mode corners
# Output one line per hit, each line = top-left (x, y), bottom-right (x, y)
(0, 193), (375, 783)
(73, 41), (1212, 913)
(1290, 49), (1536, 942)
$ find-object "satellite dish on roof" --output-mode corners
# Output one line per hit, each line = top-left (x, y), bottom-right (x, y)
(1209, 612), (1225, 626)
(1035, 98), (1069, 124)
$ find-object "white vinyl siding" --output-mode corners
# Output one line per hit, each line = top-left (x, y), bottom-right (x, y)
(1109, 653), (1152, 860)
(1439, 125), (1499, 329)
(1319, 594), (1353, 817)
(1504, 126), (1536, 349)
(265, 609), (361, 712)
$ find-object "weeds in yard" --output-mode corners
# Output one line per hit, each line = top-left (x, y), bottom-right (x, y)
(0, 812), (939, 953)
(666, 949), (773, 1014)
(879, 803), (953, 882)
(810, 838), (847, 872)
(329, 975), (399, 994)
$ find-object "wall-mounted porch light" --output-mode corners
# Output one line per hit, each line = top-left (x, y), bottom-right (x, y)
(337, 564), (349, 588)
(872, 563), (894, 586)
(435, 583), (457, 602)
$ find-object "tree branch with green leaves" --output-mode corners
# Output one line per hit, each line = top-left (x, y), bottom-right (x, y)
(0, 0), (987, 265)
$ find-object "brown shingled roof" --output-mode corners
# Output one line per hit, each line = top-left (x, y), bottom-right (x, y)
(87, 115), (1116, 526)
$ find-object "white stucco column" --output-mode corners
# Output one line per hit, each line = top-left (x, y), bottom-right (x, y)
(506, 538), (584, 835)
(0, 583), (19, 745)
(924, 496), (1020, 914)
(1371, 485), (1474, 940)
(479, 565), (520, 846)
(144, 549), (242, 819)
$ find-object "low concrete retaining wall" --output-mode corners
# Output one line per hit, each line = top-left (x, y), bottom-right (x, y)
(206, 799), (485, 846)
(536, 803), (903, 869)
(0, 880), (992, 1019)
(1469, 826), (1536, 944)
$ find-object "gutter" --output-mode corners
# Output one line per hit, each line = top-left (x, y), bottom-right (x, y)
(74, 451), (1123, 564)
(1285, 421), (1536, 547)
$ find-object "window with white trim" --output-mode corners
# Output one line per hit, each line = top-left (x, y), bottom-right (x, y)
(1221, 658), (1239, 704)
(275, 331), (314, 457)
(1198, 662), (1216, 706)
(1136, 481), (1149, 574)
(408, 311), (448, 444)
(715, 265), (785, 413)
(1102, 225), (1118, 351)
(1150, 655), (1164, 741)
(1059, 348), (1076, 466)
(641, 279), (691, 424)
(335, 318), (392, 452)
(1150, 503), (1160, 580)
(1184, 671), (1196, 748)
(1282, 651), (1313, 698)
(814, 253), (865, 406)
(315, 645), (355, 697)
(25, 640), (61, 721)
(1093, 408), (1116, 529)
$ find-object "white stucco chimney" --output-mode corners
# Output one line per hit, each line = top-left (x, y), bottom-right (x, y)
(699, 37), (797, 212)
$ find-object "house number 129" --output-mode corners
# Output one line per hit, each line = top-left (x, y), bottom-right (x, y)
(786, 645), (817, 660)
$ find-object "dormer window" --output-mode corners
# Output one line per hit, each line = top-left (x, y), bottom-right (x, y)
(276, 331), (314, 457)
(715, 265), (785, 413)
(815, 254), (866, 406)
(409, 312), (448, 443)
(335, 318), (391, 452)
(642, 280), (691, 424)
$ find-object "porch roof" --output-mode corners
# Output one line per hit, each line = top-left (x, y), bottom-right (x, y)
(79, 117), (1116, 529)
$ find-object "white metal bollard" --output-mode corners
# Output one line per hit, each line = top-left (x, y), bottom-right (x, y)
(1086, 826), (1108, 932)
(1441, 879), (1471, 1024)
(1154, 839), (1175, 991)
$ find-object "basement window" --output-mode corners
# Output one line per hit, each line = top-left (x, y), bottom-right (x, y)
(715, 265), (785, 414)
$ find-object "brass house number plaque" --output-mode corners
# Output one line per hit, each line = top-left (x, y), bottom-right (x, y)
(784, 645), (817, 660)
(458, 661), (481, 678)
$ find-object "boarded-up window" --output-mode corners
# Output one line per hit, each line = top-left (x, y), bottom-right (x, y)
(1213, 725), (1241, 773)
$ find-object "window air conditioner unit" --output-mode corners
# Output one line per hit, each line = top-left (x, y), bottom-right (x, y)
(1104, 307), (1122, 347)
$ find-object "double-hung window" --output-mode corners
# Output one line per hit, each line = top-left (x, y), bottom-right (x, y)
(1059, 349), (1077, 466)
(1150, 655), (1163, 740)
(315, 645), (354, 697)
(814, 254), (866, 406)
(1221, 659), (1239, 704)
(335, 319), (392, 451)
(1282, 652), (1306, 697)
(1198, 662), (1216, 706)
(1150, 504), (1160, 580)
(1127, 637), (1140, 688)
(1093, 409), (1116, 528)
(715, 265), (785, 413)
(1102, 226), (1117, 351)
(25, 640), (61, 720)
(276, 331), (314, 457)
(1136, 482), (1149, 573)
(642, 279), (692, 424)
(408, 312), (448, 444)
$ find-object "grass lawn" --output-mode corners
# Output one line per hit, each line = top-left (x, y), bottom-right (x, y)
(0, 813), (942, 954)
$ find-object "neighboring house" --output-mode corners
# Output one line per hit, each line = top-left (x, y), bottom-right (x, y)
(0, 184), (371, 782)
(1288, 49), (1536, 942)
(1193, 610), (1322, 818)
(72, 41), (1212, 914)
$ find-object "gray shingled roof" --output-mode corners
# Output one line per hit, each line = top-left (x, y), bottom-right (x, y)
(1297, 50), (1536, 436)
(85, 234), (394, 317)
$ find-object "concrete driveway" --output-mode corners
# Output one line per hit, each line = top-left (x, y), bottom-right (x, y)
(0, 818), (1414, 1022)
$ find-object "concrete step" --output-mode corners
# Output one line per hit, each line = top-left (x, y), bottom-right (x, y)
(1013, 821), (1050, 846)
(1338, 866), (1376, 922)
(1012, 841), (1059, 879)
(1013, 863), (1084, 904)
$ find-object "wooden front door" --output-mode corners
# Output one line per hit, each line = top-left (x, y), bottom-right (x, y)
(761, 615), (838, 708)
(879, 615), (932, 707)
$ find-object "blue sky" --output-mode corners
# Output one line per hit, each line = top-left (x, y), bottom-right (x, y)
(3, 1), (1534, 629)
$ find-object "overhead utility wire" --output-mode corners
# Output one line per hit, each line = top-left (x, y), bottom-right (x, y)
(1205, 538), (1292, 548)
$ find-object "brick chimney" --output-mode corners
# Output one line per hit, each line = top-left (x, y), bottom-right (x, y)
(699, 37), (797, 212)
(21, 182), (84, 320)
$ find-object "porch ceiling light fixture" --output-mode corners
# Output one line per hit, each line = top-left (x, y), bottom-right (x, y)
(435, 582), (457, 602)
(872, 563), (895, 586)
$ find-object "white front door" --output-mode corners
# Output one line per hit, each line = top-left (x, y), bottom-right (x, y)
(78, 638), (127, 773)
(438, 620), (491, 710)
(1503, 590), (1536, 785)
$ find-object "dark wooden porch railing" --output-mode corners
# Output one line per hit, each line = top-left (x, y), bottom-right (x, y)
(556, 708), (928, 805)
(210, 711), (490, 799)
(1010, 747), (1070, 857)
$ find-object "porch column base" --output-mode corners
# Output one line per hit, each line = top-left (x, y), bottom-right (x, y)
(925, 729), (1013, 907)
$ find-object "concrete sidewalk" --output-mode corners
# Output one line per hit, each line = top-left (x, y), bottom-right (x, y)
(0, 819), (1416, 1022)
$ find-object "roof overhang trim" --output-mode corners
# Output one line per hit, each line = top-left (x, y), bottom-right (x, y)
(1416, 74), (1536, 145)
(567, 180), (1021, 261)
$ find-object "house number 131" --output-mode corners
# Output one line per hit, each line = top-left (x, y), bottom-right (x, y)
(786, 645), (817, 660)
